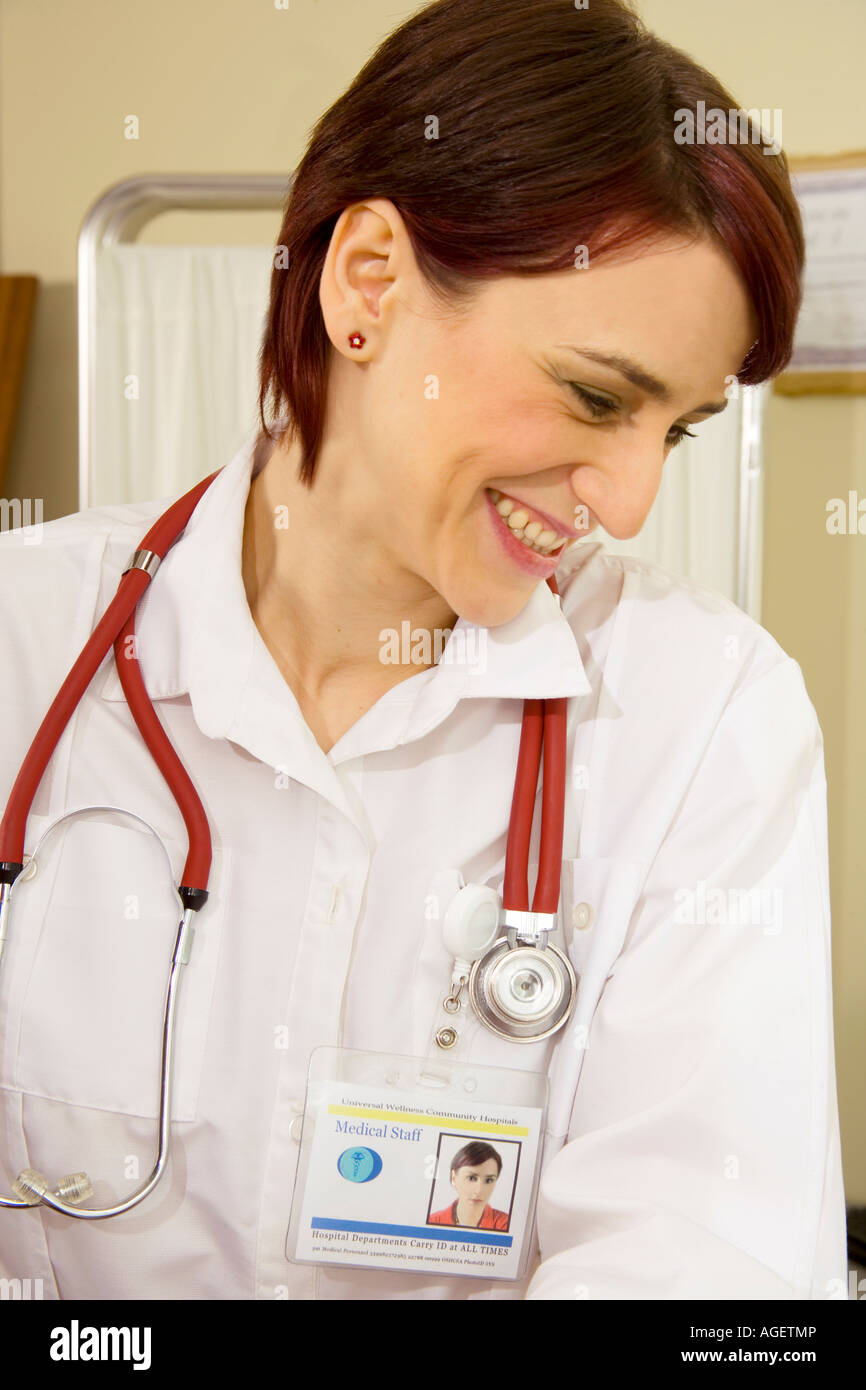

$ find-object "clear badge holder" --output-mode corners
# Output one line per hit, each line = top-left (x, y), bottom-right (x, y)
(286, 1046), (548, 1282)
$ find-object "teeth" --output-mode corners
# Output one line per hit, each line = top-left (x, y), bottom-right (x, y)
(488, 489), (569, 556)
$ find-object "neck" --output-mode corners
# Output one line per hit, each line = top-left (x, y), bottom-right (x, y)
(456, 1199), (484, 1227)
(241, 430), (458, 702)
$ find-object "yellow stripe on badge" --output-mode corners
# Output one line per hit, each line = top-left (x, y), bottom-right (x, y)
(327, 1104), (529, 1136)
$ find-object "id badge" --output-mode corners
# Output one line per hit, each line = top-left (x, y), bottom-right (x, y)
(286, 1047), (547, 1282)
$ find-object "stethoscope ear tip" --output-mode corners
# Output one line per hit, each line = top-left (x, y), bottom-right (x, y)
(11, 1167), (94, 1207)
(56, 1171), (95, 1204)
(11, 1168), (50, 1204)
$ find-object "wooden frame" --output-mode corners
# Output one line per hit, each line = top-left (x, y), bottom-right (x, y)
(0, 275), (38, 491)
(774, 150), (866, 396)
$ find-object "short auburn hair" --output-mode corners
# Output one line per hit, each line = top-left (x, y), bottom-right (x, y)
(450, 1141), (502, 1177)
(257, 0), (804, 486)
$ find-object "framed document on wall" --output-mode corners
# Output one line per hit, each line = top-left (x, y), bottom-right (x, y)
(774, 150), (866, 396)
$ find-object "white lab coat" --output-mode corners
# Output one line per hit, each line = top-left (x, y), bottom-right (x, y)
(0, 430), (848, 1300)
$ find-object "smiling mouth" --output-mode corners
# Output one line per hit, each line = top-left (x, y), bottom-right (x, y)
(486, 489), (573, 556)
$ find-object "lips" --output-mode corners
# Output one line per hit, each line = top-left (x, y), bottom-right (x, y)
(485, 493), (565, 574)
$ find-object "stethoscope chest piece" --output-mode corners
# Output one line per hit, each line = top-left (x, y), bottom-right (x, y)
(468, 937), (576, 1042)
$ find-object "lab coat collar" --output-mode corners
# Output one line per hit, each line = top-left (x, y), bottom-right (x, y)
(99, 430), (592, 768)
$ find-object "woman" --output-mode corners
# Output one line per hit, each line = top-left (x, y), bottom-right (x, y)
(0, 0), (845, 1301)
(429, 1143), (510, 1231)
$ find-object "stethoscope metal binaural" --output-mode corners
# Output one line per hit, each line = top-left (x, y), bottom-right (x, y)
(0, 469), (575, 1220)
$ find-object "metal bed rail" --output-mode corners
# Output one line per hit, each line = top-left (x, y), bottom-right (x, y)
(77, 174), (291, 511)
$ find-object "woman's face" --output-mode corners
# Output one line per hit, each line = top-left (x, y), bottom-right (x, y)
(451, 1157), (500, 1209)
(319, 201), (758, 629)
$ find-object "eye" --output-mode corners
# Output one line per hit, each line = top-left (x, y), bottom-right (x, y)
(566, 382), (697, 450)
(665, 424), (697, 449)
(566, 382), (618, 419)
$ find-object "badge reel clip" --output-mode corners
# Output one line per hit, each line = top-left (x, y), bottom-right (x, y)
(439, 880), (576, 1046)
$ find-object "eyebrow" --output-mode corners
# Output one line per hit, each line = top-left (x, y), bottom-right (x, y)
(557, 345), (729, 417)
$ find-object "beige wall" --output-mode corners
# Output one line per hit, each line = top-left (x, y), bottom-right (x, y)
(2, 0), (864, 1200)
(637, 0), (866, 1209)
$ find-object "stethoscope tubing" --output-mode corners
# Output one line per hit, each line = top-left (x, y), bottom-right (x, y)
(0, 472), (221, 1217)
(0, 470), (221, 899)
(502, 673), (566, 916)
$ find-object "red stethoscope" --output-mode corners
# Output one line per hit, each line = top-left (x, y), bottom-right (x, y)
(0, 468), (574, 1218)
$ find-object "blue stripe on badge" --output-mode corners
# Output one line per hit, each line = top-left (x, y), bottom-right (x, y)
(311, 1218), (512, 1247)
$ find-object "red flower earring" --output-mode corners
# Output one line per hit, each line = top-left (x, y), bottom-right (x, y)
(348, 332), (366, 350)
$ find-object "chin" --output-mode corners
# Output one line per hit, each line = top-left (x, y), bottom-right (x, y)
(451, 581), (538, 631)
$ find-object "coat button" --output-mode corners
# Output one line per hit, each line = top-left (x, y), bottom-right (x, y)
(20, 854), (37, 882)
(289, 1115), (303, 1143)
(572, 901), (593, 930)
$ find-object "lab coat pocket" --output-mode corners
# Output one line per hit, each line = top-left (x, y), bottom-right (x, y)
(0, 812), (228, 1122)
(546, 855), (650, 1138)
(558, 855), (650, 984)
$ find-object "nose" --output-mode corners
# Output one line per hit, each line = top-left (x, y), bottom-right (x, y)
(570, 434), (666, 542)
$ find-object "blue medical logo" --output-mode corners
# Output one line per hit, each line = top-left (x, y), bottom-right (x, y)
(337, 1147), (383, 1183)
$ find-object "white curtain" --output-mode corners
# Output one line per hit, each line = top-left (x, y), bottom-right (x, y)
(91, 244), (275, 507)
(87, 243), (758, 610)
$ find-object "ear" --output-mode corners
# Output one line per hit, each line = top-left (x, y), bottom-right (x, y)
(319, 199), (404, 359)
